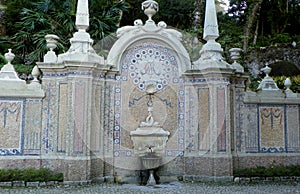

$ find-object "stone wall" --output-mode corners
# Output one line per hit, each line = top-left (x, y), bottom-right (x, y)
(0, 0), (300, 183)
(246, 43), (300, 77)
(232, 84), (300, 170)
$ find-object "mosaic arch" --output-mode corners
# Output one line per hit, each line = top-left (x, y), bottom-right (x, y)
(123, 41), (179, 92)
(113, 40), (190, 159)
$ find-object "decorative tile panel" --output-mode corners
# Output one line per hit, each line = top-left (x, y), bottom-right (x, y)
(259, 106), (285, 153)
(217, 87), (226, 152)
(234, 88), (244, 152)
(74, 81), (85, 153)
(104, 84), (115, 157)
(114, 41), (184, 158)
(0, 99), (24, 155)
(198, 88), (210, 152)
(286, 105), (300, 152)
(123, 41), (179, 92)
(42, 81), (59, 153)
(244, 104), (259, 153)
(24, 99), (42, 155)
(58, 83), (68, 152)
(184, 85), (199, 153)
(90, 84), (103, 153)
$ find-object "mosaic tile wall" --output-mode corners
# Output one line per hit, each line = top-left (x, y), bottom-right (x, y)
(286, 105), (300, 152)
(42, 79), (60, 154)
(242, 104), (300, 153)
(217, 87), (226, 152)
(113, 39), (234, 161)
(114, 40), (184, 158)
(41, 73), (109, 158)
(90, 82), (104, 154)
(0, 98), (43, 156)
(232, 83), (245, 152)
(23, 99), (42, 155)
(197, 87), (210, 151)
(0, 99), (24, 155)
(260, 106), (285, 152)
(57, 83), (68, 153)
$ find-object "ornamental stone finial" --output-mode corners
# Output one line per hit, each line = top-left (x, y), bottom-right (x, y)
(76, 0), (89, 30)
(44, 34), (59, 63)
(229, 48), (244, 73)
(45, 34), (59, 51)
(142, 0), (159, 22)
(4, 49), (15, 65)
(284, 78), (292, 91)
(284, 77), (297, 97)
(0, 49), (23, 81)
(203, 0), (219, 41)
(257, 65), (279, 91)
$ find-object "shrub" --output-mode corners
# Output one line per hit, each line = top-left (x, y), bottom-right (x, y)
(0, 53), (6, 65)
(234, 164), (300, 178)
(0, 168), (63, 182)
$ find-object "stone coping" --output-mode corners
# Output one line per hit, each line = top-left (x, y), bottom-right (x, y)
(234, 176), (300, 183)
(0, 176), (112, 188)
(0, 176), (299, 187)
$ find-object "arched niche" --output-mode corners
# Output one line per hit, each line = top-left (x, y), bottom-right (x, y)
(107, 30), (191, 76)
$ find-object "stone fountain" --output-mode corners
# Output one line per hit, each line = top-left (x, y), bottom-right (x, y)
(130, 84), (170, 185)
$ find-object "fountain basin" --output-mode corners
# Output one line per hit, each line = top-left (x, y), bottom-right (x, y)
(130, 126), (170, 157)
(141, 156), (161, 170)
(141, 154), (162, 186)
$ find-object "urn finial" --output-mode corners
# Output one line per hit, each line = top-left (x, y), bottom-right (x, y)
(142, 0), (159, 22)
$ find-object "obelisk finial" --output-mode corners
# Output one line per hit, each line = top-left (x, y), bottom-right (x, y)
(203, 0), (219, 41)
(76, 0), (89, 30)
(192, 0), (231, 70)
(197, 0), (223, 61)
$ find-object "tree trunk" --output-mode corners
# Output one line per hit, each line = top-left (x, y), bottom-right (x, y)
(243, 0), (263, 52)
(252, 18), (259, 46)
(0, 2), (5, 36)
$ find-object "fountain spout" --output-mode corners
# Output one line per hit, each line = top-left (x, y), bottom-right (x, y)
(130, 83), (170, 156)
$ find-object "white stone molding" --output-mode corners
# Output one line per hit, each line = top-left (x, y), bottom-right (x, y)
(107, 0), (191, 75)
(0, 49), (44, 98)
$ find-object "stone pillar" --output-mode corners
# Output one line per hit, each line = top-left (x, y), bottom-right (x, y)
(37, 0), (111, 181)
(184, 0), (239, 180)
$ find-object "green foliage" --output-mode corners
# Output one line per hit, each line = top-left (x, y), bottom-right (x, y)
(234, 164), (300, 177)
(0, 168), (63, 182)
(270, 33), (292, 44)
(0, 52), (34, 75)
(90, 1), (129, 41)
(248, 76), (261, 91)
(1, 0), (128, 65)
(0, 53), (6, 65)
(273, 75), (300, 93)
(218, 12), (244, 56)
(228, 0), (300, 49)
(120, 0), (198, 30)
(248, 75), (300, 93)
(4, 0), (40, 36)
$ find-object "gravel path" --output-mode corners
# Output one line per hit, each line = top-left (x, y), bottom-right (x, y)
(0, 182), (299, 194)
